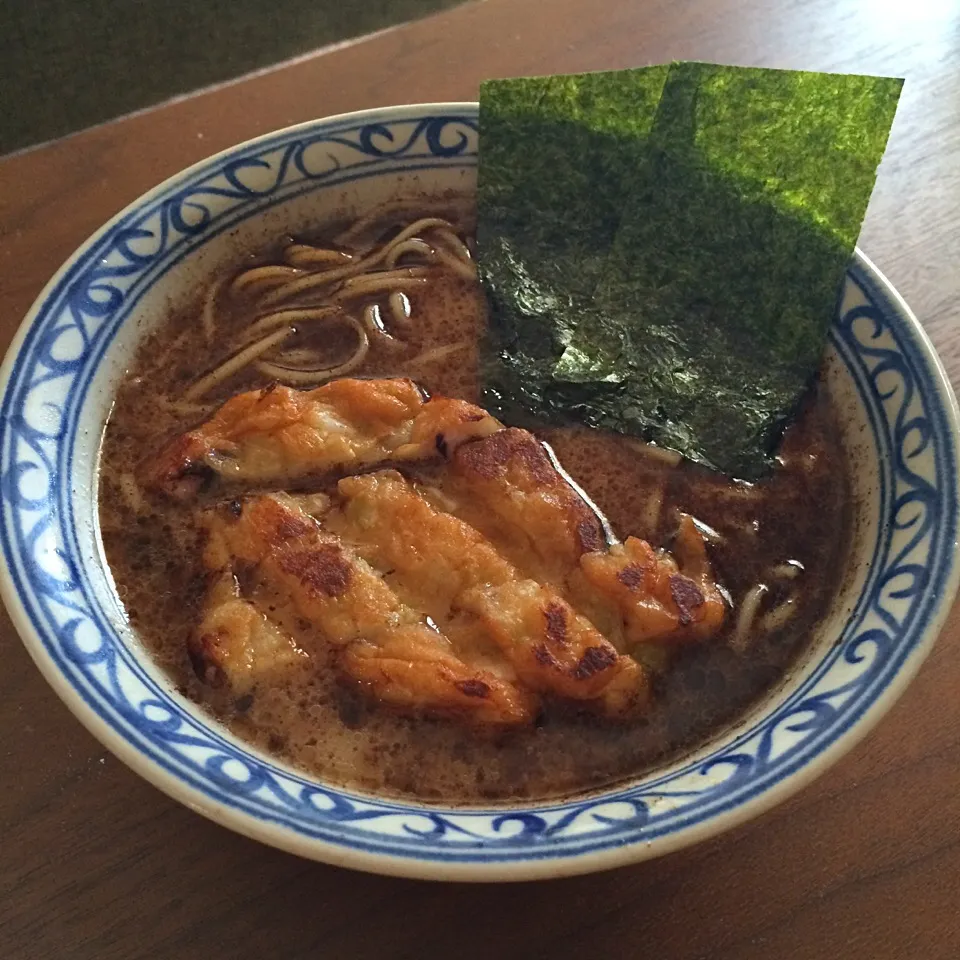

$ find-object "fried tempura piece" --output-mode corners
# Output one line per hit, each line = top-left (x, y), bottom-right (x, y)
(188, 569), (306, 694)
(579, 516), (727, 646)
(445, 427), (726, 647)
(176, 378), (722, 719)
(333, 470), (647, 714)
(201, 493), (534, 724)
(447, 428), (607, 581)
(146, 378), (501, 497)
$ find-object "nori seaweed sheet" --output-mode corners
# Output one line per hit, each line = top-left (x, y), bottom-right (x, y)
(478, 62), (902, 478)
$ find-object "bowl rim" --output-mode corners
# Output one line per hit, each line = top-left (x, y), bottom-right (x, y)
(2, 103), (958, 882)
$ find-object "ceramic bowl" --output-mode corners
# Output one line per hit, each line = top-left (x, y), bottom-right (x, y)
(2, 104), (958, 881)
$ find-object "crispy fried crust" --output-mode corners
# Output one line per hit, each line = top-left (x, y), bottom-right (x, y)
(170, 379), (726, 724)
(200, 494), (535, 724)
(448, 428), (607, 579)
(579, 516), (726, 645)
(188, 569), (306, 693)
(334, 470), (647, 714)
(447, 428), (726, 648)
(144, 378), (501, 497)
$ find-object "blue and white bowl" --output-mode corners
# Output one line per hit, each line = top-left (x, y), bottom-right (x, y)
(2, 104), (958, 881)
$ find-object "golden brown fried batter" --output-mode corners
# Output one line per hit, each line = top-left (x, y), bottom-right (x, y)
(145, 378), (501, 497)
(579, 516), (727, 646)
(446, 428), (607, 582)
(445, 426), (726, 649)
(166, 378), (726, 724)
(201, 493), (534, 724)
(333, 470), (647, 714)
(188, 569), (306, 694)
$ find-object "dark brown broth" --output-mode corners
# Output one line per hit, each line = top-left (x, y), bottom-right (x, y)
(98, 203), (851, 803)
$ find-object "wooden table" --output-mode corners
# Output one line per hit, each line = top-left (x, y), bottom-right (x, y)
(2, 1), (958, 956)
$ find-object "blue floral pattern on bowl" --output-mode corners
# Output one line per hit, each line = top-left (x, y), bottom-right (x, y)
(1, 105), (957, 880)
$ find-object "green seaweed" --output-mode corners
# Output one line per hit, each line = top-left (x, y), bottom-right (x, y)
(477, 68), (669, 424)
(478, 63), (902, 478)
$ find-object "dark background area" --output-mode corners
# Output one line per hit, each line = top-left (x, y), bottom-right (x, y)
(0, 0), (467, 155)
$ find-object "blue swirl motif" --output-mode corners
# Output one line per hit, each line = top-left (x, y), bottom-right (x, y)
(0, 111), (950, 858)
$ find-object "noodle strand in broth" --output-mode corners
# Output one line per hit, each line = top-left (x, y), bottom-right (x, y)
(187, 213), (475, 396)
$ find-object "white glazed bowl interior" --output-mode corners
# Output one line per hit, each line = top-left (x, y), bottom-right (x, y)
(2, 104), (958, 881)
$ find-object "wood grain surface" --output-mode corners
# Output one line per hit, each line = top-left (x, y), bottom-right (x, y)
(1, 1), (958, 957)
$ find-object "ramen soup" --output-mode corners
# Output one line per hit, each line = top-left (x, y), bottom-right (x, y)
(99, 198), (851, 802)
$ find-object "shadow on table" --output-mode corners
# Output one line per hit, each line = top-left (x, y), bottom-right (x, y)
(0, 0), (468, 155)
